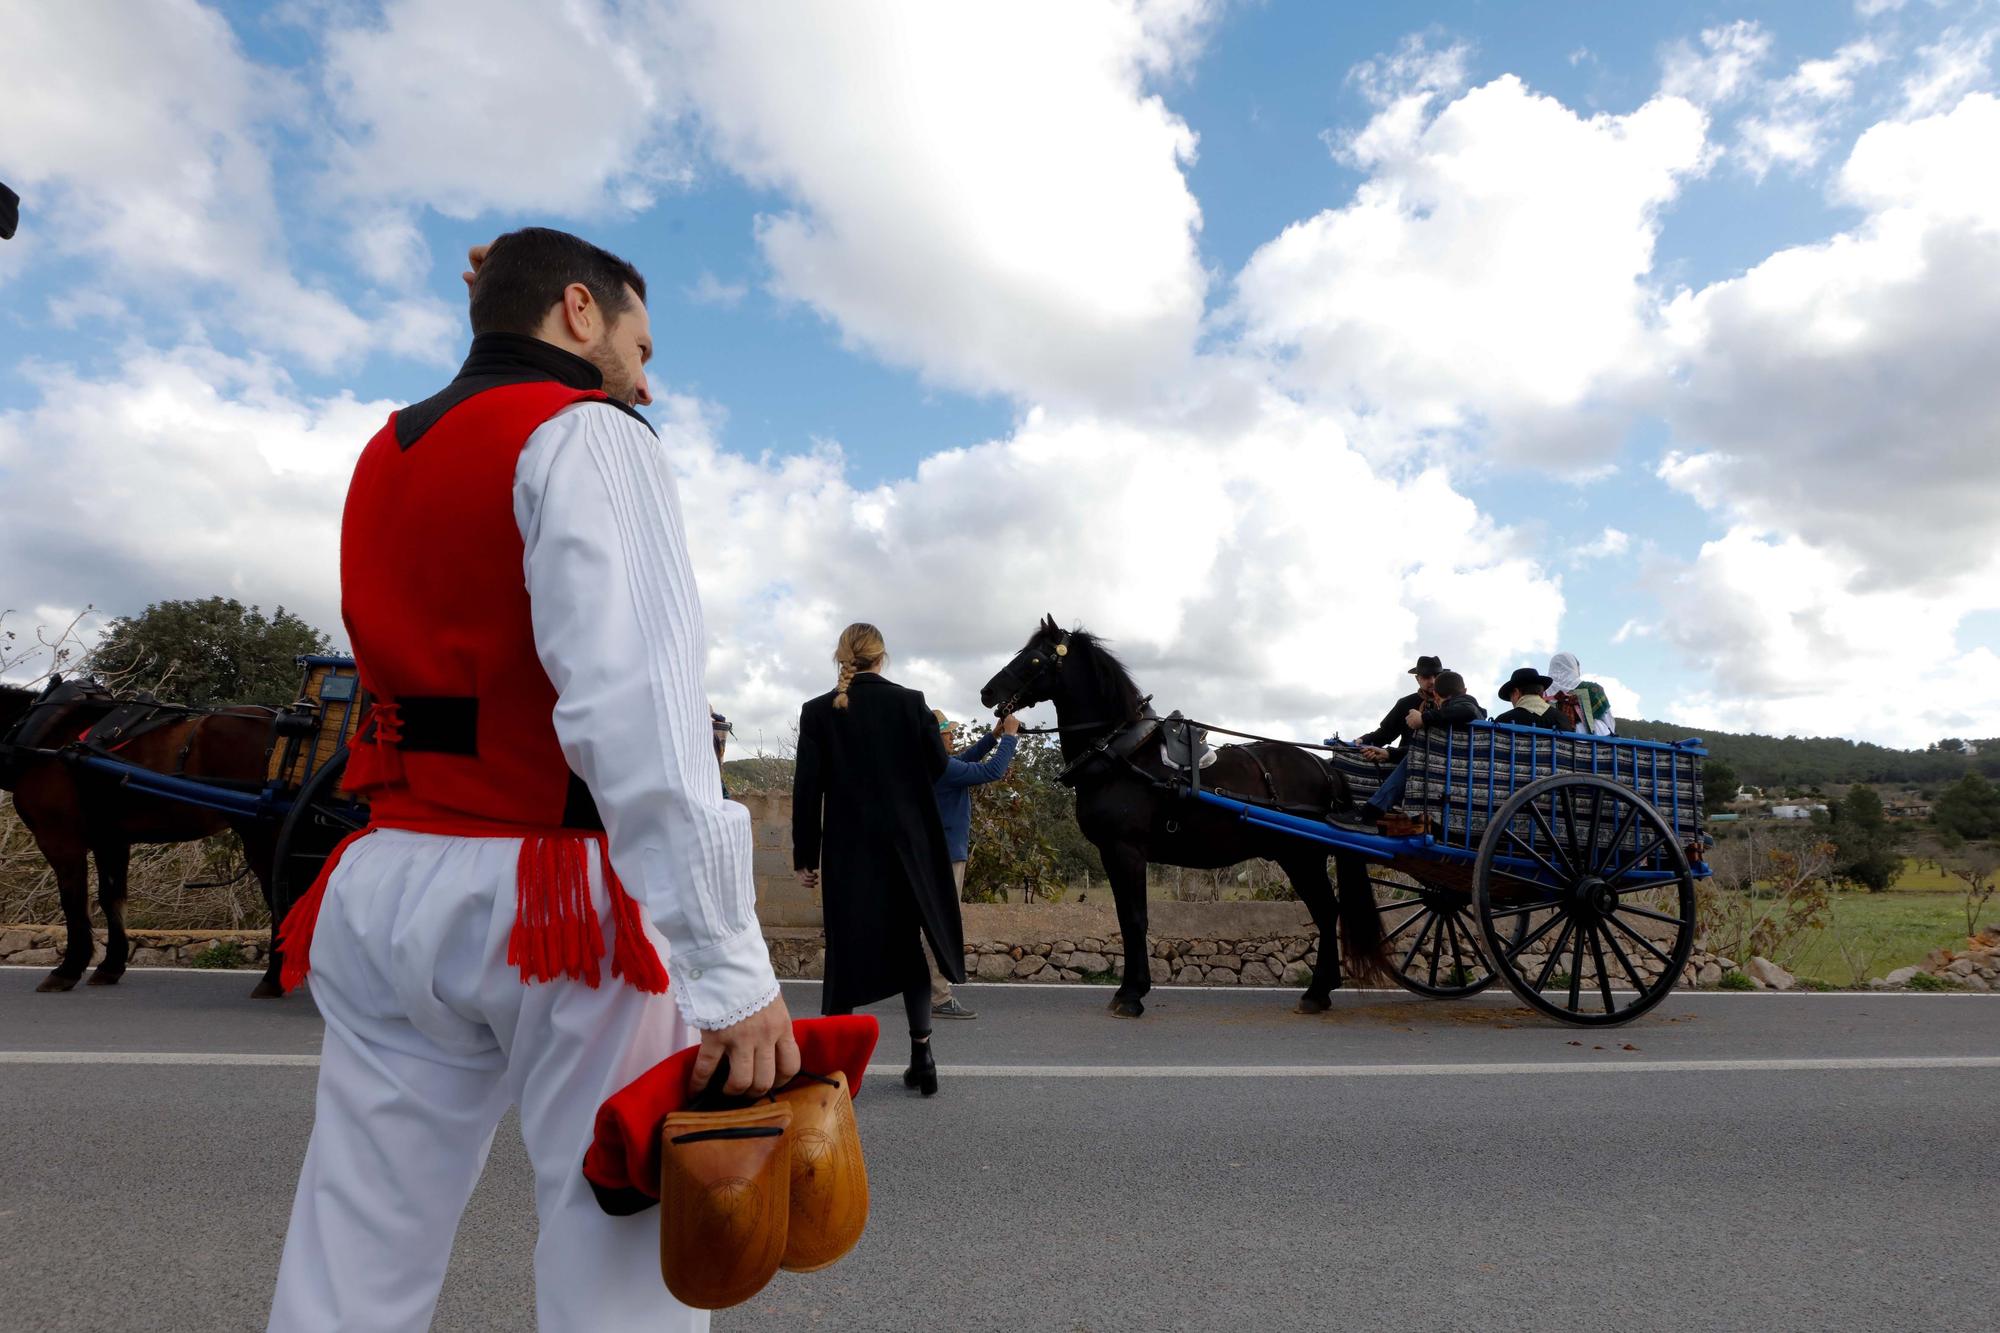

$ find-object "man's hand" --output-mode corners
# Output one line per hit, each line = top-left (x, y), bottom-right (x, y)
(1404, 708), (1424, 730)
(461, 240), (495, 292)
(1361, 746), (1392, 762)
(998, 713), (1021, 736)
(796, 867), (819, 892)
(691, 992), (800, 1097)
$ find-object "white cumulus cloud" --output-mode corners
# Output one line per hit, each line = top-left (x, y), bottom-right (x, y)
(1233, 73), (1709, 462)
(664, 0), (1216, 409)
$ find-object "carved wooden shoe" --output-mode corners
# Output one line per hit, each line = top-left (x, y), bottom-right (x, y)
(659, 1102), (793, 1309)
(774, 1071), (869, 1272)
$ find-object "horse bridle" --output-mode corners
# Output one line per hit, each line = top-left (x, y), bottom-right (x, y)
(989, 632), (1070, 717)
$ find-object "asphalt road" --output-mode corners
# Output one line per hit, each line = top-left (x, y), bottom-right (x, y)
(2, 970), (1995, 1332)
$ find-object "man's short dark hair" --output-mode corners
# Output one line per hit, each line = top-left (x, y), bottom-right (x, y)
(1435, 671), (1467, 698)
(468, 227), (647, 336)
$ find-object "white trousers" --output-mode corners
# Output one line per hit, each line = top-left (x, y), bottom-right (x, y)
(268, 830), (705, 1333)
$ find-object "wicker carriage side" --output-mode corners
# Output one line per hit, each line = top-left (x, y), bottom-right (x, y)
(266, 655), (367, 793)
(1404, 722), (1704, 863)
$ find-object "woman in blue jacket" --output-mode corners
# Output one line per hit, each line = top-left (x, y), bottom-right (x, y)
(927, 710), (1020, 1019)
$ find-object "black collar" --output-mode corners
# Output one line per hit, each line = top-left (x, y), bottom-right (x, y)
(395, 332), (649, 448)
(456, 332), (604, 390)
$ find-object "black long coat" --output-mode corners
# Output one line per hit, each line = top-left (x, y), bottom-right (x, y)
(793, 672), (964, 1013)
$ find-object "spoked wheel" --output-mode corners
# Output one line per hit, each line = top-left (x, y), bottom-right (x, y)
(1472, 774), (1696, 1027)
(1372, 873), (1497, 998)
(271, 751), (367, 923)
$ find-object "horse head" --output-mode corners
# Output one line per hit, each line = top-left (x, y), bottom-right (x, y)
(979, 614), (1072, 717)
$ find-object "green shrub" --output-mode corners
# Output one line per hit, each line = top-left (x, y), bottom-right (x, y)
(190, 939), (247, 969)
(1904, 970), (1959, 991)
(1718, 969), (1756, 990)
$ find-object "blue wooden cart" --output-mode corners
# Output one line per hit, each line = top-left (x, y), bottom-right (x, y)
(1178, 720), (1710, 1026)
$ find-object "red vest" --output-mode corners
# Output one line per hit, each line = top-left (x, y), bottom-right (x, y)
(340, 378), (603, 827)
(278, 345), (667, 995)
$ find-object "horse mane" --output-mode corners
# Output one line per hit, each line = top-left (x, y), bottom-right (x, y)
(1064, 627), (1144, 718)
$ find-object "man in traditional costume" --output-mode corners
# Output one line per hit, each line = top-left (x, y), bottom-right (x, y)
(268, 227), (798, 1332)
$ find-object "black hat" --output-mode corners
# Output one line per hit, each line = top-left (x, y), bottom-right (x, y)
(0, 182), (18, 241)
(1497, 666), (1553, 701)
(1407, 655), (1444, 676)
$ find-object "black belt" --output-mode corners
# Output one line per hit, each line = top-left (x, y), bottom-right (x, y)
(393, 696), (479, 754)
(379, 695), (603, 831)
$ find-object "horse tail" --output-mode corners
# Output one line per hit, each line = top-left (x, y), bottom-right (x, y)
(1332, 853), (1390, 986)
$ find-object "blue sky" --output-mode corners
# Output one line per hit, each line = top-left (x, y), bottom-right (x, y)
(3, 0), (1997, 749)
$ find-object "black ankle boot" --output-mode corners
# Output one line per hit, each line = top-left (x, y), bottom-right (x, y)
(903, 1034), (938, 1097)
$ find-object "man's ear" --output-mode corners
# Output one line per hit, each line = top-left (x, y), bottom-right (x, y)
(561, 282), (597, 341)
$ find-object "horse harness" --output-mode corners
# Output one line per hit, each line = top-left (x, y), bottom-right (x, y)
(5, 678), (256, 779)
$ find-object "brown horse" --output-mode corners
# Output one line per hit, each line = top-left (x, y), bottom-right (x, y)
(1, 683), (287, 996)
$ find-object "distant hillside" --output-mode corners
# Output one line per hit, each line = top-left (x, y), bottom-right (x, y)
(721, 729), (1998, 797)
(1620, 719), (1998, 790)
(723, 755), (796, 793)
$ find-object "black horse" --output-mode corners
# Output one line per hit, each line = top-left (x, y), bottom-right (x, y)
(979, 616), (1387, 1018)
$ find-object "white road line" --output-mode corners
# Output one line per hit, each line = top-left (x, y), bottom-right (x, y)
(936, 1056), (2000, 1078)
(4, 1052), (1997, 1077)
(0, 1050), (320, 1066)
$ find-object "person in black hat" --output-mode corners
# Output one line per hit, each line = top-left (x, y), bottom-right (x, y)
(1493, 666), (1571, 731)
(1357, 654), (1446, 760)
(1335, 670), (1486, 829)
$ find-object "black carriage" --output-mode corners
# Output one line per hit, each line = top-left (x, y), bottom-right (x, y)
(1182, 720), (1709, 1026)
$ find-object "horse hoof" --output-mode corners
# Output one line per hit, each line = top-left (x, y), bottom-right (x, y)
(248, 977), (285, 1000)
(1296, 994), (1331, 1015)
(36, 971), (81, 994)
(1110, 999), (1144, 1019)
(86, 968), (125, 987)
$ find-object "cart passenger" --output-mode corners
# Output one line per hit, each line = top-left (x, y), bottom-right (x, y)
(1493, 667), (1572, 731)
(1548, 652), (1616, 735)
(1356, 653), (1445, 762)
(1337, 670), (1485, 828)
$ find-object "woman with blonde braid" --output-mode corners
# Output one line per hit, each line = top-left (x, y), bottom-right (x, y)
(793, 623), (962, 1096)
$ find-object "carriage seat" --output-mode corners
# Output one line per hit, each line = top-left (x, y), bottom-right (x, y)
(1157, 712), (1215, 771)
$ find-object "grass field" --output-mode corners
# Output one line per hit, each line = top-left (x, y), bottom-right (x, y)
(1785, 889), (1982, 986)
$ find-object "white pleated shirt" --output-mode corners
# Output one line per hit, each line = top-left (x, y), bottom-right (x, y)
(512, 401), (779, 1032)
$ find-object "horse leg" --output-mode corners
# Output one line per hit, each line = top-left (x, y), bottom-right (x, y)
(1100, 842), (1152, 1019)
(1284, 853), (1342, 1014)
(87, 838), (131, 986)
(35, 836), (94, 993)
(237, 825), (286, 999)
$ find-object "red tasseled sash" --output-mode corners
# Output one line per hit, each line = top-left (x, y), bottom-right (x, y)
(276, 821), (669, 996)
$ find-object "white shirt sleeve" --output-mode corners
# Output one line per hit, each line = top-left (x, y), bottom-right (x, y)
(514, 401), (779, 1032)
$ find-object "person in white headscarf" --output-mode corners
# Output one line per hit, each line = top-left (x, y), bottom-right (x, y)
(1547, 652), (1615, 736)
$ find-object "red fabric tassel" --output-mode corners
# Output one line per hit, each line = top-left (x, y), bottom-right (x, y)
(508, 836), (604, 987)
(276, 828), (371, 993)
(603, 841), (669, 994)
(343, 702), (405, 791)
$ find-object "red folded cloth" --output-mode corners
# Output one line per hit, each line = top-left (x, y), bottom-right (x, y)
(584, 1015), (880, 1215)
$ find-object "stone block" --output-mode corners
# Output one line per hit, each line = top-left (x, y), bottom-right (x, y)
(1206, 967), (1238, 985)
(1240, 960), (1277, 986)
(1014, 955), (1047, 978)
(12, 948), (59, 967)
(1745, 957), (1797, 991)
(1174, 965), (1202, 984)
(1149, 957), (1172, 984)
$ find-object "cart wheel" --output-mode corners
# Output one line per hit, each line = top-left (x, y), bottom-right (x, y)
(1472, 774), (1695, 1026)
(1372, 874), (1497, 998)
(271, 751), (366, 923)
